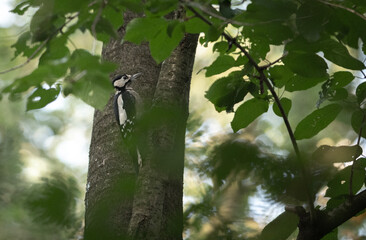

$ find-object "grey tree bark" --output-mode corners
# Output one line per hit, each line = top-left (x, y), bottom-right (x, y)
(84, 10), (198, 240)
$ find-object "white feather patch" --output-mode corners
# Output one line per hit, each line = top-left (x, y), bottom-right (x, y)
(117, 94), (127, 126)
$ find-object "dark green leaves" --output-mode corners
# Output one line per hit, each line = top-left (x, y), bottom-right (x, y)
(296, 2), (328, 42)
(351, 110), (366, 138)
(333, 71), (354, 88)
(356, 82), (366, 105)
(231, 98), (269, 132)
(258, 211), (299, 240)
(283, 52), (328, 78)
(205, 55), (246, 77)
(273, 97), (291, 117)
(124, 17), (184, 63)
(326, 159), (366, 200)
(294, 104), (342, 140)
(205, 71), (250, 112)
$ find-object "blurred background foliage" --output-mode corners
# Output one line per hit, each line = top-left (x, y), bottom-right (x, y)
(1, 0), (366, 240)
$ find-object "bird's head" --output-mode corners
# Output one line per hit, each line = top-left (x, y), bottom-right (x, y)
(113, 73), (142, 90)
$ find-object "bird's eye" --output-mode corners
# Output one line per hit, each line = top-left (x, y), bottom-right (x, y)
(123, 76), (128, 80)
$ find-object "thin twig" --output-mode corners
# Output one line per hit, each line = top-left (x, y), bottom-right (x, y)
(259, 52), (288, 70)
(349, 114), (365, 197)
(0, 37), (50, 75)
(184, 1), (290, 27)
(186, 5), (316, 221)
(317, 0), (366, 22)
(0, 13), (79, 75)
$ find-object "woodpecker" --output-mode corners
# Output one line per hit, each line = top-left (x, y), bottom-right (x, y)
(112, 73), (142, 172)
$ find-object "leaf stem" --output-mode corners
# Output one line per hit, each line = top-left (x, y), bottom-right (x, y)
(186, 4), (316, 220)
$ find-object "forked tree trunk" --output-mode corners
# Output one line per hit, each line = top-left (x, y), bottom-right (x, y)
(84, 10), (198, 240)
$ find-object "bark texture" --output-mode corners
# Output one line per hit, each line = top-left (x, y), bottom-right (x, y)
(85, 10), (198, 240)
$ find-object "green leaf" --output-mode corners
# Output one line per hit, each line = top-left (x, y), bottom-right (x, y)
(351, 110), (366, 138)
(273, 97), (292, 117)
(326, 159), (366, 198)
(38, 37), (70, 78)
(146, 0), (177, 16)
(219, 0), (235, 18)
(296, 2), (328, 42)
(312, 145), (362, 163)
(2, 66), (56, 95)
(269, 65), (294, 88)
(294, 104), (342, 140)
(11, 31), (40, 59)
(119, 0), (143, 12)
(10, 1), (31, 15)
(92, 16), (118, 42)
(124, 17), (166, 44)
(102, 5), (124, 29)
(205, 71), (249, 112)
(258, 211), (299, 240)
(184, 16), (210, 34)
(321, 39), (365, 70)
(149, 21), (184, 63)
(67, 49), (115, 109)
(26, 86), (60, 111)
(285, 75), (328, 92)
(231, 98), (269, 132)
(205, 25), (221, 42)
(283, 52), (328, 78)
(205, 55), (236, 77)
(356, 82), (366, 105)
(332, 71), (354, 88)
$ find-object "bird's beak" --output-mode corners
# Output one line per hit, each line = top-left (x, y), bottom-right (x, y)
(131, 73), (142, 81)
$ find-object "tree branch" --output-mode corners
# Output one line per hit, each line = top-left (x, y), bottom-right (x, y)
(317, 0), (366, 22)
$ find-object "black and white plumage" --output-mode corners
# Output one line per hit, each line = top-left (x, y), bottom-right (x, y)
(112, 73), (142, 171)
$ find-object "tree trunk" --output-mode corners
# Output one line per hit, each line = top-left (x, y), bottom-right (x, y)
(84, 10), (198, 240)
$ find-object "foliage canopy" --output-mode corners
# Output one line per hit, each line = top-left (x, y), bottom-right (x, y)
(3, 0), (366, 239)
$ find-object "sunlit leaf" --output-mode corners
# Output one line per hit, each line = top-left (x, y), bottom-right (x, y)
(26, 86), (60, 111)
(321, 39), (365, 70)
(294, 104), (342, 140)
(312, 145), (362, 163)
